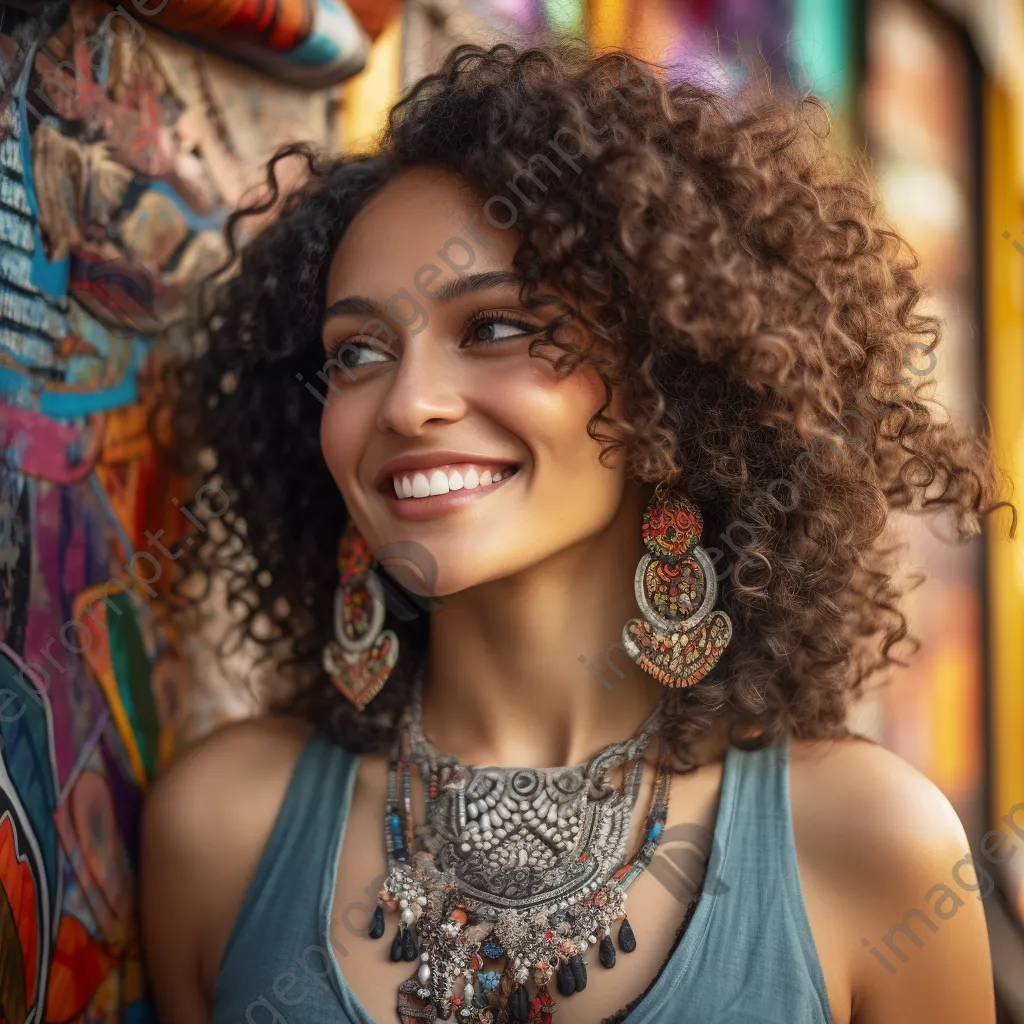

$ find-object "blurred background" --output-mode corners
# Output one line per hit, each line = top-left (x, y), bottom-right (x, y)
(1, 0), (1023, 1019)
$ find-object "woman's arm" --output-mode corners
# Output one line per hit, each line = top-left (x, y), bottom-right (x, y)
(853, 780), (996, 1022)
(139, 716), (313, 1023)
(795, 739), (997, 1024)
(140, 750), (218, 1023)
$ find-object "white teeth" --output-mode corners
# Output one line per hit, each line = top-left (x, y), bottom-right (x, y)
(391, 465), (515, 499)
(428, 470), (450, 496)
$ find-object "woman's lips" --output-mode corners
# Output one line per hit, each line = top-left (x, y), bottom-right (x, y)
(390, 462), (517, 499)
(383, 466), (520, 520)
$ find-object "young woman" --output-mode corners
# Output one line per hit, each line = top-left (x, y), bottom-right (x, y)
(140, 42), (1005, 1024)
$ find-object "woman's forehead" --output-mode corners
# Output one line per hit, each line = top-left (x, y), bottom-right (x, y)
(327, 168), (520, 298)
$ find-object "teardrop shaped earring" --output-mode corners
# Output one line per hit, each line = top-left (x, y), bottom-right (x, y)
(322, 518), (399, 709)
(621, 489), (733, 687)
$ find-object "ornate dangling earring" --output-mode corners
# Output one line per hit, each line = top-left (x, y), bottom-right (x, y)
(322, 518), (399, 709)
(621, 488), (733, 688)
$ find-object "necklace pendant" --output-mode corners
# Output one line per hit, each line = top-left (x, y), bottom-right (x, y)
(377, 677), (671, 1023)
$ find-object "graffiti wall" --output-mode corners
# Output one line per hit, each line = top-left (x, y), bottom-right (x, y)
(0, 0), (367, 1017)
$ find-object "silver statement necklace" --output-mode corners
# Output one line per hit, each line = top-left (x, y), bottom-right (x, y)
(366, 678), (672, 1023)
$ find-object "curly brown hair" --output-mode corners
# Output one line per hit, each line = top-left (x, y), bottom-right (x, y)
(163, 41), (1012, 767)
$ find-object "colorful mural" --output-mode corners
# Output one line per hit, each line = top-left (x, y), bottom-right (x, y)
(5, 0), (370, 88)
(0, 0), (360, 1016)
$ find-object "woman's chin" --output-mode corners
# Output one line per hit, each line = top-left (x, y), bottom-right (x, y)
(377, 554), (473, 602)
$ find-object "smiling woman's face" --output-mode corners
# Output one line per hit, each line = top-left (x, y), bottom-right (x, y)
(319, 166), (633, 596)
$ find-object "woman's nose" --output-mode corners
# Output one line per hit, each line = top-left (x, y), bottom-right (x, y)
(374, 340), (467, 436)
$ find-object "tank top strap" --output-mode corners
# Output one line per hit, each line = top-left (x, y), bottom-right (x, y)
(701, 735), (833, 1023)
(722, 735), (799, 879)
(215, 726), (359, 996)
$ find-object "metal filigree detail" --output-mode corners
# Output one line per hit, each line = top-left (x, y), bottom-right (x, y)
(373, 675), (672, 1022)
(407, 686), (660, 913)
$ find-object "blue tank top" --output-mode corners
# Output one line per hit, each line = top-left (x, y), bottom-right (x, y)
(212, 729), (834, 1024)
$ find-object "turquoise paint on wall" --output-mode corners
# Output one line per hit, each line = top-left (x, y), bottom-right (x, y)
(540, 0), (583, 35)
(792, 0), (854, 109)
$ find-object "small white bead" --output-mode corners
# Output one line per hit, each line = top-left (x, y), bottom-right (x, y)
(402, 909), (415, 925)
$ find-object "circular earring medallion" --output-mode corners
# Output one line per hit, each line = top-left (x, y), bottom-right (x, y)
(333, 569), (388, 654)
(642, 498), (703, 560)
(633, 547), (719, 633)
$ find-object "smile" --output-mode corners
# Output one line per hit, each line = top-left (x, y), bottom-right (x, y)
(376, 460), (521, 522)
(391, 462), (518, 499)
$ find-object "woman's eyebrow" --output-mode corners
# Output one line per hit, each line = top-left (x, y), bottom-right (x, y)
(322, 295), (383, 321)
(432, 269), (521, 304)
(322, 270), (523, 325)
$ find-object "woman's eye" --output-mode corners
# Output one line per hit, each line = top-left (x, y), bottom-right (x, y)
(468, 317), (539, 345)
(327, 341), (391, 369)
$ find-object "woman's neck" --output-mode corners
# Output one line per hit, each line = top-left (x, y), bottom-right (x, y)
(419, 486), (666, 768)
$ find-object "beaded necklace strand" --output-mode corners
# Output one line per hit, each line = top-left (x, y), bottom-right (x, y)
(368, 705), (674, 1023)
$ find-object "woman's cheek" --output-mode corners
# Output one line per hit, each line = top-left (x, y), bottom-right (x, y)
(319, 394), (360, 491)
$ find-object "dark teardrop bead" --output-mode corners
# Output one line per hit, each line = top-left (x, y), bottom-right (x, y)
(369, 905), (386, 939)
(402, 927), (419, 961)
(569, 954), (587, 991)
(599, 935), (617, 969)
(557, 959), (576, 996)
(510, 984), (530, 1022)
(390, 928), (405, 961)
(618, 917), (637, 953)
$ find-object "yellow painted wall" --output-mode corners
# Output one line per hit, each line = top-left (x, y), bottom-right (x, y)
(588, 0), (629, 50)
(985, 79), (1024, 884)
(341, 14), (403, 153)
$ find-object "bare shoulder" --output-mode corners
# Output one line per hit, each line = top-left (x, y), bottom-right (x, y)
(140, 715), (316, 1011)
(787, 735), (971, 886)
(145, 714), (313, 819)
(142, 714), (315, 869)
(141, 712), (315, 907)
(787, 735), (995, 1024)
